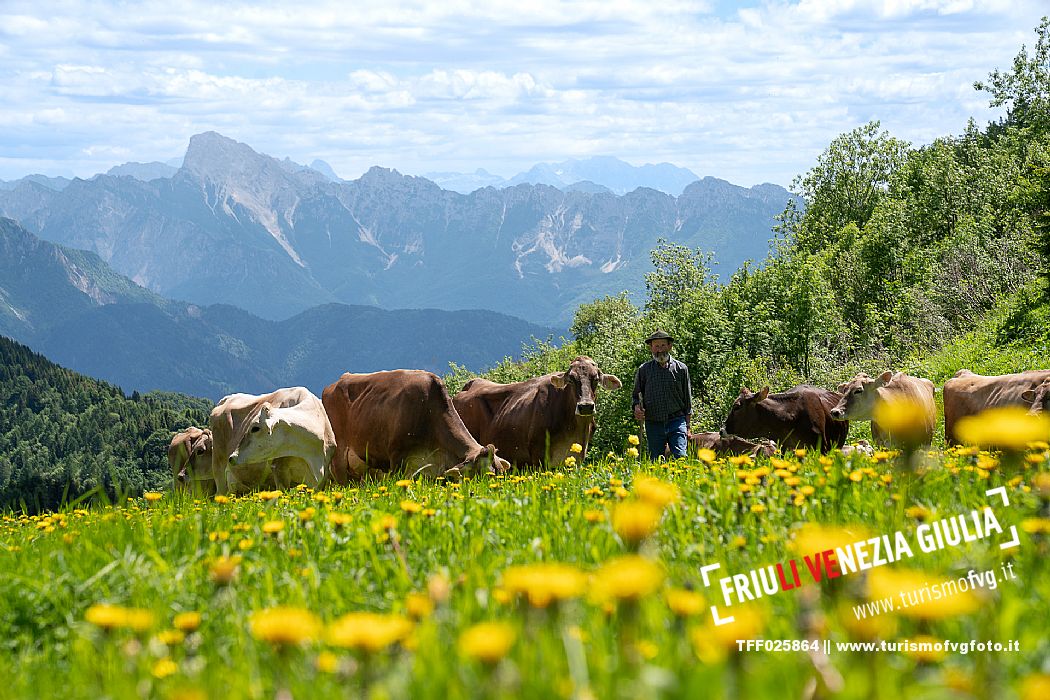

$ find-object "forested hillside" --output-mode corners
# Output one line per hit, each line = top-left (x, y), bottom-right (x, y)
(449, 19), (1050, 454)
(0, 337), (210, 512)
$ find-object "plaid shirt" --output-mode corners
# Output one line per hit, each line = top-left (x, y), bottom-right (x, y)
(632, 357), (692, 423)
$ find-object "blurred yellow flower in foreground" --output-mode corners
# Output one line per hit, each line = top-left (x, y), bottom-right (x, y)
(143, 492), (163, 502)
(85, 604), (155, 632)
(1021, 517), (1050, 534)
(151, 658), (178, 679)
(627, 434), (640, 446)
(405, 593), (434, 619)
(1021, 674), (1050, 700)
(459, 622), (516, 665)
(612, 501), (662, 544)
(633, 476), (680, 508)
(400, 500), (423, 514)
(873, 397), (932, 446)
(326, 612), (413, 652)
(626, 447), (639, 459)
(503, 563), (587, 608)
(867, 568), (978, 619)
(692, 606), (765, 662)
(261, 520), (284, 535)
(903, 634), (946, 663)
(591, 556), (663, 602)
(956, 407), (1050, 451)
(173, 612), (201, 632)
(790, 523), (868, 556)
(209, 555), (242, 585)
(250, 607), (321, 646)
(696, 448), (716, 464)
(665, 589), (706, 617)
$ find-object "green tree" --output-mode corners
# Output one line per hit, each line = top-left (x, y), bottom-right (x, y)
(975, 16), (1050, 137)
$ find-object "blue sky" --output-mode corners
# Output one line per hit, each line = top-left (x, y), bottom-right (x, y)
(0, 0), (1045, 187)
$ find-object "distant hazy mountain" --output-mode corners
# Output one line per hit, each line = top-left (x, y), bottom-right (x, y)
(0, 174), (72, 192)
(0, 218), (553, 399)
(106, 161), (179, 181)
(422, 156), (703, 196)
(0, 131), (790, 325)
(422, 168), (507, 193)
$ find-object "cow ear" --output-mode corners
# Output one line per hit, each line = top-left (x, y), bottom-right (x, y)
(550, 373), (568, 389)
(259, 403), (272, 420)
(600, 374), (622, 390)
(879, 370), (894, 384)
(757, 386), (770, 401)
(1022, 389), (1036, 402)
(739, 386), (752, 397)
(836, 382), (848, 393)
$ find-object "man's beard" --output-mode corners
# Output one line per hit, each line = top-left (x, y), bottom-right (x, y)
(652, 351), (670, 364)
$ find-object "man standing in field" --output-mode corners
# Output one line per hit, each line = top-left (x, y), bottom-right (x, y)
(632, 330), (693, 460)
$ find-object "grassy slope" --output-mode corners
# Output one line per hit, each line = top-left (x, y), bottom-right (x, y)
(0, 447), (1047, 699)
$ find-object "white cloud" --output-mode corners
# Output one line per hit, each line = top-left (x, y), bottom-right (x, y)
(0, 0), (1045, 185)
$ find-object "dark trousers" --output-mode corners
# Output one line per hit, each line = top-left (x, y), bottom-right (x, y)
(644, 415), (688, 460)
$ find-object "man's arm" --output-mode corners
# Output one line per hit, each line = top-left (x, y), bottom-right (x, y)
(682, 363), (693, 429)
(632, 364), (646, 422)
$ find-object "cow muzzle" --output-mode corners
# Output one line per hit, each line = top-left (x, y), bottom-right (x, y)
(576, 402), (595, 416)
(228, 452), (239, 466)
(829, 408), (846, 420)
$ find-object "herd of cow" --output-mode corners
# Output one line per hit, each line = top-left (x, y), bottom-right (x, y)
(167, 358), (1050, 495)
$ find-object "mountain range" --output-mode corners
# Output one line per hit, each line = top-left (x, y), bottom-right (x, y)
(0, 218), (552, 400)
(0, 132), (790, 326)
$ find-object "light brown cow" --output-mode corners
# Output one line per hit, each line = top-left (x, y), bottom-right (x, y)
(168, 427), (214, 495)
(322, 369), (510, 481)
(209, 387), (336, 494)
(943, 369), (1050, 444)
(1023, 378), (1050, 415)
(452, 356), (622, 469)
(830, 371), (937, 446)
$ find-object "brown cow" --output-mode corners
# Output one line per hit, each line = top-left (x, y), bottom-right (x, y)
(830, 371), (937, 446)
(1022, 378), (1050, 415)
(723, 385), (848, 453)
(688, 431), (778, 458)
(452, 356), (622, 469)
(210, 387), (334, 494)
(168, 427), (214, 494)
(322, 369), (510, 481)
(943, 369), (1050, 444)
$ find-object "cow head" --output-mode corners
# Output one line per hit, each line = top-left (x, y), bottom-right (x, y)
(420, 444), (510, 481)
(228, 403), (275, 466)
(1022, 379), (1050, 416)
(724, 386), (770, 434)
(173, 430), (215, 494)
(549, 356), (622, 417)
(830, 371), (894, 421)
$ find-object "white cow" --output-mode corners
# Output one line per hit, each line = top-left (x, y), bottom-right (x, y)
(210, 387), (336, 494)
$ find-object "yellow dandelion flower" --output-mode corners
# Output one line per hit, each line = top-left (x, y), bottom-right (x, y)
(800, 485), (815, 496)
(691, 606), (765, 663)
(905, 505), (931, 521)
(316, 651), (339, 674)
(151, 657), (178, 679)
(665, 588), (706, 617)
(173, 612), (201, 632)
(379, 515), (397, 530)
(584, 486), (603, 497)
(590, 556), (663, 602)
(626, 447), (640, 459)
(85, 604), (154, 632)
(327, 512), (352, 527)
(696, 448), (716, 464)
(249, 607), (321, 646)
(867, 568), (977, 619)
(1021, 517), (1050, 534)
(613, 486), (629, 498)
(257, 490), (282, 501)
(213, 495), (230, 504)
(299, 508), (316, 522)
(503, 563), (587, 608)
(261, 520), (284, 535)
(957, 407), (1050, 451)
(400, 500), (423, 514)
(627, 434), (640, 446)
(563, 455), (577, 468)
(405, 593), (434, 620)
(325, 612), (413, 652)
(143, 492), (163, 502)
(848, 470), (863, 482)
(156, 630), (185, 645)
(750, 503), (767, 514)
(872, 396), (932, 447)
(612, 501), (662, 544)
(633, 476), (680, 509)
(396, 479), (413, 488)
(583, 509), (605, 523)
(794, 449), (807, 458)
(1021, 674), (1050, 700)
(209, 555), (242, 585)
(459, 622), (515, 665)
(570, 442), (583, 453)
(790, 523), (867, 556)
(729, 454), (754, 467)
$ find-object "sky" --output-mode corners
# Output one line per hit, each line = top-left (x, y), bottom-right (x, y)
(0, 0), (1046, 187)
